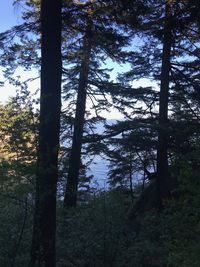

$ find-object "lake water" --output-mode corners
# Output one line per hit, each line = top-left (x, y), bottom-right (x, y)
(85, 119), (116, 189)
(87, 155), (109, 189)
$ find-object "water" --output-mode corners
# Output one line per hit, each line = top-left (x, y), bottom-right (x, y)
(85, 119), (116, 189)
(87, 155), (109, 189)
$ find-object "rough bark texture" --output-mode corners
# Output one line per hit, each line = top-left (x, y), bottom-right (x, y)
(64, 18), (92, 207)
(30, 0), (62, 266)
(156, 1), (172, 209)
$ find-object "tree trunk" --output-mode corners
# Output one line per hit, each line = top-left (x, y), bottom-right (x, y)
(30, 0), (62, 266)
(129, 152), (134, 203)
(64, 18), (92, 207)
(156, 1), (173, 209)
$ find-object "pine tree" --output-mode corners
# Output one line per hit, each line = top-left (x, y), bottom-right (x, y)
(0, 95), (37, 197)
(156, 0), (173, 208)
(63, 7), (93, 207)
(113, 0), (200, 208)
(62, 0), (132, 207)
(29, 0), (62, 266)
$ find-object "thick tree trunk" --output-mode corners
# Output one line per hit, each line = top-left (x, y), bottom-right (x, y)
(30, 0), (62, 266)
(156, 1), (172, 209)
(64, 18), (92, 207)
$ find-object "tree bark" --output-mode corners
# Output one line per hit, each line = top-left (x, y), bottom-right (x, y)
(156, 1), (173, 209)
(64, 17), (92, 207)
(30, 0), (62, 266)
(129, 152), (134, 203)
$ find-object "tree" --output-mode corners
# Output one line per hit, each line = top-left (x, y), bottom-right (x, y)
(156, 0), (173, 208)
(105, 119), (157, 189)
(114, 0), (200, 209)
(62, 0), (132, 207)
(156, 0), (200, 207)
(29, 0), (62, 266)
(63, 9), (93, 207)
(0, 95), (37, 197)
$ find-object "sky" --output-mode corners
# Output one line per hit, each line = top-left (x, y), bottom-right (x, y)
(0, 1), (124, 118)
(0, 0), (24, 103)
(0, 1), (155, 119)
(0, 0), (20, 31)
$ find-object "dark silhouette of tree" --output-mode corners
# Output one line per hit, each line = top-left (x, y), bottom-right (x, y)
(63, 11), (93, 207)
(62, 0), (132, 207)
(29, 0), (62, 266)
(156, 0), (173, 209)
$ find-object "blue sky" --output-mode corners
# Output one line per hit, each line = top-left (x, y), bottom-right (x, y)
(0, 0), (21, 102)
(0, 0), (22, 31)
(0, 1), (124, 118)
(0, 1), (40, 104)
(0, 1), (155, 119)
